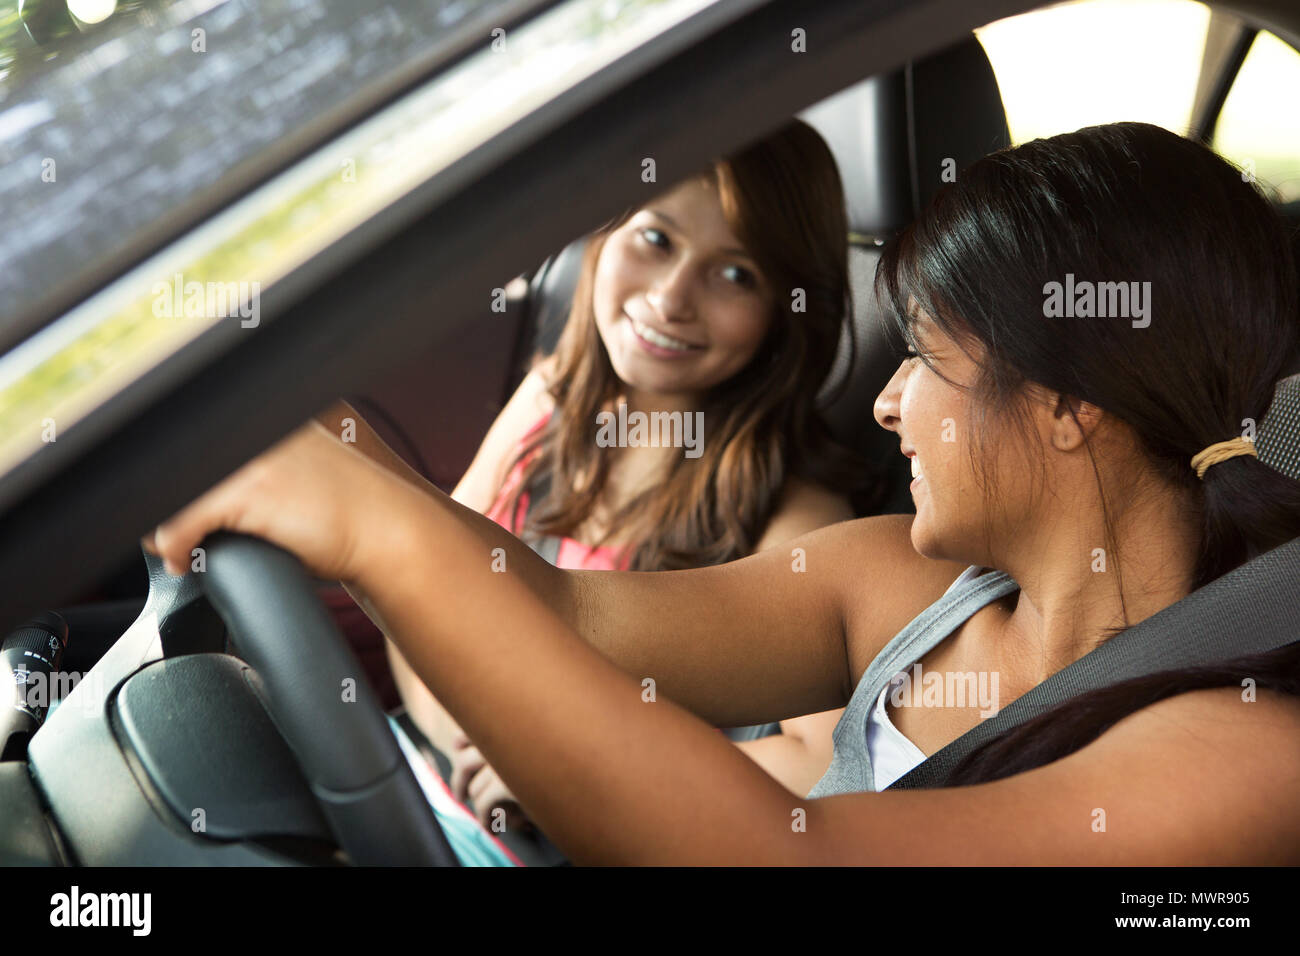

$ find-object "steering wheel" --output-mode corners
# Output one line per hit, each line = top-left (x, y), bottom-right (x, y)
(153, 531), (459, 866)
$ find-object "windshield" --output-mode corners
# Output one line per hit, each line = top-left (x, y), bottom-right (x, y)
(0, 0), (543, 337)
(0, 0), (731, 511)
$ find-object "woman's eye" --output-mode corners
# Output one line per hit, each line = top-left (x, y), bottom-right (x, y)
(639, 227), (669, 250)
(721, 264), (756, 288)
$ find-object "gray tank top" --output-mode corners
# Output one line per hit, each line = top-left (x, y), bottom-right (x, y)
(807, 566), (1020, 797)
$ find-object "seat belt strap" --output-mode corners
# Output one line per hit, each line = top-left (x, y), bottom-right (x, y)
(519, 471), (563, 566)
(889, 535), (1300, 789)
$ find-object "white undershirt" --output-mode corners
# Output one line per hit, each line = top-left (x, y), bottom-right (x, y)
(865, 565), (983, 791)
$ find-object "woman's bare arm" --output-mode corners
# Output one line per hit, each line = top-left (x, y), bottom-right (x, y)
(314, 394), (958, 726)
(343, 474), (1300, 864)
(734, 708), (843, 796)
(727, 477), (852, 791)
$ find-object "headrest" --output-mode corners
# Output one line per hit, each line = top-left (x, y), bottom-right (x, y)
(801, 35), (1011, 238)
(1259, 373), (1300, 480)
(804, 35), (1009, 512)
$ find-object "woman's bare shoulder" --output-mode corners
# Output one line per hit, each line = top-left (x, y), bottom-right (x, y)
(450, 357), (557, 509)
(530, 352), (561, 387)
(776, 513), (970, 678)
(513, 354), (560, 416)
(755, 477), (855, 551)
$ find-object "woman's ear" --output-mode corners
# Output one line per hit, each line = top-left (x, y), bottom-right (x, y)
(1048, 393), (1104, 453)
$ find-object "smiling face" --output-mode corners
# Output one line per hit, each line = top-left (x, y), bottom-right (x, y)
(873, 307), (1037, 565)
(591, 177), (776, 404)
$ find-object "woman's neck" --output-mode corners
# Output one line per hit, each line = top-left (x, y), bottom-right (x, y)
(620, 385), (701, 417)
(579, 384), (702, 528)
(992, 481), (1201, 682)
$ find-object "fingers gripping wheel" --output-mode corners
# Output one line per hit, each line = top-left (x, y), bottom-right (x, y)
(197, 532), (458, 866)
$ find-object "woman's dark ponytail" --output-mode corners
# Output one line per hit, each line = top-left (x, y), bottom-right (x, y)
(1196, 450), (1300, 588)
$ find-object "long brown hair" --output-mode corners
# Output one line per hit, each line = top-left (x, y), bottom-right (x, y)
(502, 119), (865, 570)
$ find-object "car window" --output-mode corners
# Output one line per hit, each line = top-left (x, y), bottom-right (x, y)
(974, 0), (1212, 143)
(1212, 30), (1300, 203)
(0, 0), (542, 333)
(0, 0), (735, 506)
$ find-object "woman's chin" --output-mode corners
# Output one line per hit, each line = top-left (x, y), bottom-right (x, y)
(610, 361), (700, 398)
(908, 519), (948, 561)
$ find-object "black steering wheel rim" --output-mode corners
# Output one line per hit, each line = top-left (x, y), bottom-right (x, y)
(156, 531), (458, 866)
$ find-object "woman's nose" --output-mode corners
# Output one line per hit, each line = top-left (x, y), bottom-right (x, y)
(873, 362), (907, 433)
(646, 261), (696, 323)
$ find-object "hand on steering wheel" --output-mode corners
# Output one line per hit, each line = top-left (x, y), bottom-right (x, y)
(143, 419), (387, 585)
(143, 419), (460, 865)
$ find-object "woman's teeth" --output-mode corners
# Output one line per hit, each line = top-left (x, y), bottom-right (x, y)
(911, 457), (921, 479)
(632, 316), (699, 352)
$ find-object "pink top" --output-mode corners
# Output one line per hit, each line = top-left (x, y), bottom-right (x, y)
(489, 411), (735, 745)
(485, 412), (632, 571)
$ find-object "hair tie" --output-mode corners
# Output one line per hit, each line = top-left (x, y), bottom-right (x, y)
(1190, 437), (1257, 479)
